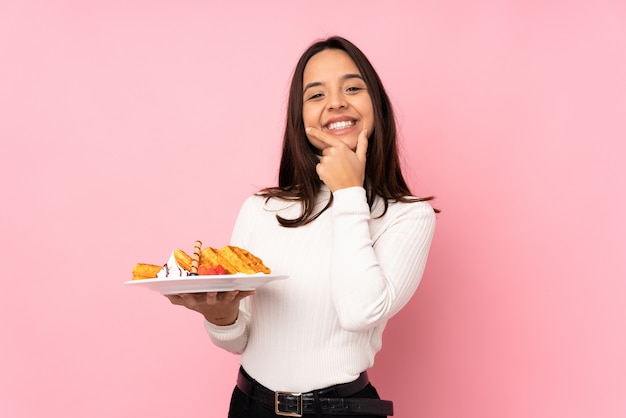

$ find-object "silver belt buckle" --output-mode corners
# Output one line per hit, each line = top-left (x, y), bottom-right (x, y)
(275, 391), (303, 417)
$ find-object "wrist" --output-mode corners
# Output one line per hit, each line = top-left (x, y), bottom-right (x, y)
(204, 312), (238, 326)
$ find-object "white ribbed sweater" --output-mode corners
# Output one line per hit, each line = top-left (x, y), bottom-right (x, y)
(204, 186), (436, 392)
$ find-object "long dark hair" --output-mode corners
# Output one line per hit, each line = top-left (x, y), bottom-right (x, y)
(258, 36), (436, 227)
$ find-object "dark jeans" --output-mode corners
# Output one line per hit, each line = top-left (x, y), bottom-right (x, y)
(228, 382), (388, 418)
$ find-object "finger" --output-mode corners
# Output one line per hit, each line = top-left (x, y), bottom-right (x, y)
(236, 290), (256, 300)
(355, 129), (368, 162)
(218, 290), (241, 304)
(316, 161), (324, 178)
(165, 294), (183, 305)
(166, 293), (200, 308)
(222, 290), (256, 303)
(178, 293), (200, 308)
(306, 127), (344, 148)
(205, 292), (218, 304)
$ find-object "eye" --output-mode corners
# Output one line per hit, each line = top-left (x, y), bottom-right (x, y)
(346, 86), (364, 93)
(306, 93), (324, 101)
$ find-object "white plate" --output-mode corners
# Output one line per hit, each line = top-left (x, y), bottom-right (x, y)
(124, 273), (288, 295)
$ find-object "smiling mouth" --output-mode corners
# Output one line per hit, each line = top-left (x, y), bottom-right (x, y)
(326, 120), (356, 130)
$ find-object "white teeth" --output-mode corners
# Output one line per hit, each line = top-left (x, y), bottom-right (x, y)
(327, 120), (355, 130)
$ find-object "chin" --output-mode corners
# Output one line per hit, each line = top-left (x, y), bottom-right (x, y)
(340, 138), (358, 150)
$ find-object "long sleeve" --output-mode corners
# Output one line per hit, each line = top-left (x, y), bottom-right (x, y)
(202, 189), (436, 392)
(329, 187), (436, 331)
(203, 307), (250, 354)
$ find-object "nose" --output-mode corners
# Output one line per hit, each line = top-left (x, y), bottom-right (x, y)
(327, 91), (348, 110)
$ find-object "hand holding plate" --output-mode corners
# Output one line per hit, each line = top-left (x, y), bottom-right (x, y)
(165, 290), (255, 326)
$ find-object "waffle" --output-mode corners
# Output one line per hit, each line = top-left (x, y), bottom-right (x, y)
(131, 263), (162, 280)
(198, 246), (269, 274)
(131, 244), (271, 280)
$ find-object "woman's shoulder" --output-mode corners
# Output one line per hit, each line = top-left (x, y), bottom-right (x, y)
(240, 192), (300, 214)
(375, 195), (436, 221)
(367, 197), (436, 242)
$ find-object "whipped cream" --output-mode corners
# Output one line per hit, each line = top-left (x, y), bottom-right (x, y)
(157, 252), (189, 278)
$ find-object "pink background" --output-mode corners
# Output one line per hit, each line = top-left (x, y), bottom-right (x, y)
(1, 1), (625, 417)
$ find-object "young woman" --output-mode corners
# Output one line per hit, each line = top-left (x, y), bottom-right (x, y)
(167, 36), (436, 417)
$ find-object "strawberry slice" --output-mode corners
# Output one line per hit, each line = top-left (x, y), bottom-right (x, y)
(198, 265), (228, 275)
(197, 265), (211, 275)
(208, 265), (228, 275)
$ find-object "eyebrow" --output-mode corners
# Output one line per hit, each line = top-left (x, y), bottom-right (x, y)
(303, 73), (364, 93)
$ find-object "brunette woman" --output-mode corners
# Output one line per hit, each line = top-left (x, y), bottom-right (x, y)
(167, 36), (436, 418)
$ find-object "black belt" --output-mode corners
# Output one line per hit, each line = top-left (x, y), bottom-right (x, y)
(236, 368), (394, 416)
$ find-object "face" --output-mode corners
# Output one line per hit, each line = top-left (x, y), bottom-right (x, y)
(302, 49), (374, 151)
